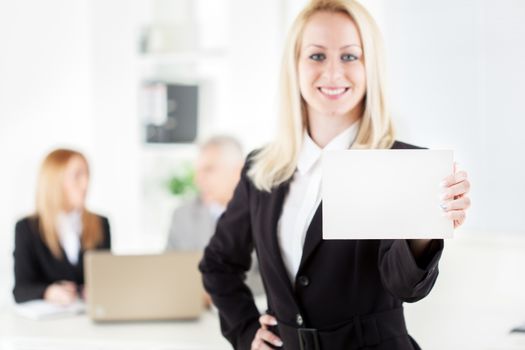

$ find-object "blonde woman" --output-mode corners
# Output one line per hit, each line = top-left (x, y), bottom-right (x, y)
(200, 0), (471, 349)
(13, 149), (110, 305)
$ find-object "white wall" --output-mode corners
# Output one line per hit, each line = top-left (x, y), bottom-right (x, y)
(382, 0), (525, 233)
(221, 0), (284, 152)
(0, 0), (93, 304)
(89, 0), (145, 252)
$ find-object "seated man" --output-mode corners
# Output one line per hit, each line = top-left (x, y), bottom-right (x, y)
(166, 136), (264, 296)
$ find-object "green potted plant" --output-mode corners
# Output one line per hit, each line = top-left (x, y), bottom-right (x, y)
(167, 162), (197, 197)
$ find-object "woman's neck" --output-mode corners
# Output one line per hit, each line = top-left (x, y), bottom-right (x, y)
(307, 107), (362, 148)
(61, 207), (82, 216)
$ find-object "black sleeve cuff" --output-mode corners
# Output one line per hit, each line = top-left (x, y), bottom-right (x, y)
(13, 283), (49, 303)
(237, 317), (260, 350)
(392, 239), (443, 289)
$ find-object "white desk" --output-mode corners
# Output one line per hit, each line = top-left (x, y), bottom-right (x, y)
(405, 231), (525, 350)
(0, 307), (231, 350)
(1, 232), (525, 350)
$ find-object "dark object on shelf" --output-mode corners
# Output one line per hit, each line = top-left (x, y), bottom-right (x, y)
(510, 323), (525, 333)
(143, 82), (199, 143)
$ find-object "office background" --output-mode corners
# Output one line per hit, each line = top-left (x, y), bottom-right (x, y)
(0, 0), (524, 348)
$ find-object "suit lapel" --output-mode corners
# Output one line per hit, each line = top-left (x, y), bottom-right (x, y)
(259, 180), (295, 290)
(297, 201), (323, 273)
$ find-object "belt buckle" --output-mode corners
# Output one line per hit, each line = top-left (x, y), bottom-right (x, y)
(298, 328), (320, 350)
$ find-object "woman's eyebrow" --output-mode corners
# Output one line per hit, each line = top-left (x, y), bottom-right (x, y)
(340, 44), (362, 50)
(304, 44), (362, 50)
(304, 44), (326, 49)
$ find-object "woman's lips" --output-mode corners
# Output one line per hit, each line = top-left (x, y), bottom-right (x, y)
(318, 87), (350, 99)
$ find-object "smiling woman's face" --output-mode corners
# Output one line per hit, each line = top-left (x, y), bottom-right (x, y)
(298, 11), (366, 123)
(62, 155), (89, 212)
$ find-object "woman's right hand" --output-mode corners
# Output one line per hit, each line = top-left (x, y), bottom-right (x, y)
(43, 280), (78, 305)
(251, 314), (283, 349)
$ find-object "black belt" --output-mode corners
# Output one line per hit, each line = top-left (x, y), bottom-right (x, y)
(275, 307), (407, 350)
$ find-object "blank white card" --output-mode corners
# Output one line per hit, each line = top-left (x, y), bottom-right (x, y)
(322, 150), (454, 239)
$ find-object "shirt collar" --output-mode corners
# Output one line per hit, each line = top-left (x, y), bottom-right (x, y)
(207, 202), (226, 220)
(57, 210), (82, 237)
(297, 120), (360, 175)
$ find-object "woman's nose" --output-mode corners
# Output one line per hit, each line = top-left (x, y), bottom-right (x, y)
(321, 58), (344, 81)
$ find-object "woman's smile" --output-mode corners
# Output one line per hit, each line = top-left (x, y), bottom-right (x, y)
(318, 86), (350, 99)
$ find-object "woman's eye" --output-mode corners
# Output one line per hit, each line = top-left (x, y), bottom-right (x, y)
(341, 54), (358, 62)
(309, 53), (326, 61)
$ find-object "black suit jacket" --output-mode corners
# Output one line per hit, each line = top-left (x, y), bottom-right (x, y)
(13, 215), (111, 303)
(199, 141), (444, 350)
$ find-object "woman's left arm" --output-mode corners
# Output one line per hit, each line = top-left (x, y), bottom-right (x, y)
(379, 165), (471, 302)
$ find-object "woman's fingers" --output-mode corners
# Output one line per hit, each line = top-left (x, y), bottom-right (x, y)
(255, 328), (283, 348)
(440, 196), (471, 211)
(251, 328), (283, 349)
(453, 216), (466, 229)
(251, 336), (275, 350)
(440, 168), (468, 188)
(252, 315), (283, 349)
(440, 163), (471, 229)
(443, 209), (466, 222)
(57, 287), (77, 304)
(58, 281), (77, 293)
(259, 314), (278, 329)
(441, 171), (468, 188)
(440, 162), (469, 200)
(44, 283), (78, 305)
(440, 178), (470, 201)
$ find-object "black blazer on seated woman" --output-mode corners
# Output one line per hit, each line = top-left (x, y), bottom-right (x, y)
(199, 141), (444, 350)
(13, 215), (111, 303)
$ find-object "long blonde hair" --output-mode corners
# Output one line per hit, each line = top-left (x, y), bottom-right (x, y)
(248, 0), (395, 192)
(35, 149), (103, 259)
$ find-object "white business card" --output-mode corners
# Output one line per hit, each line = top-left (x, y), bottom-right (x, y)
(322, 149), (454, 239)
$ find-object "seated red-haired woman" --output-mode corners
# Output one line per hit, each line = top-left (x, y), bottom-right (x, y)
(13, 149), (110, 305)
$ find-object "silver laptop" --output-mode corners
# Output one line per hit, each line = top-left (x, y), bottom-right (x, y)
(84, 251), (204, 322)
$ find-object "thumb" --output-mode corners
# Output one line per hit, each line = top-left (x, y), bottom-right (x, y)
(453, 161), (459, 174)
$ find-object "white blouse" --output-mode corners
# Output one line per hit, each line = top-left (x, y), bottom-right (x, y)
(57, 210), (82, 265)
(277, 121), (360, 282)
